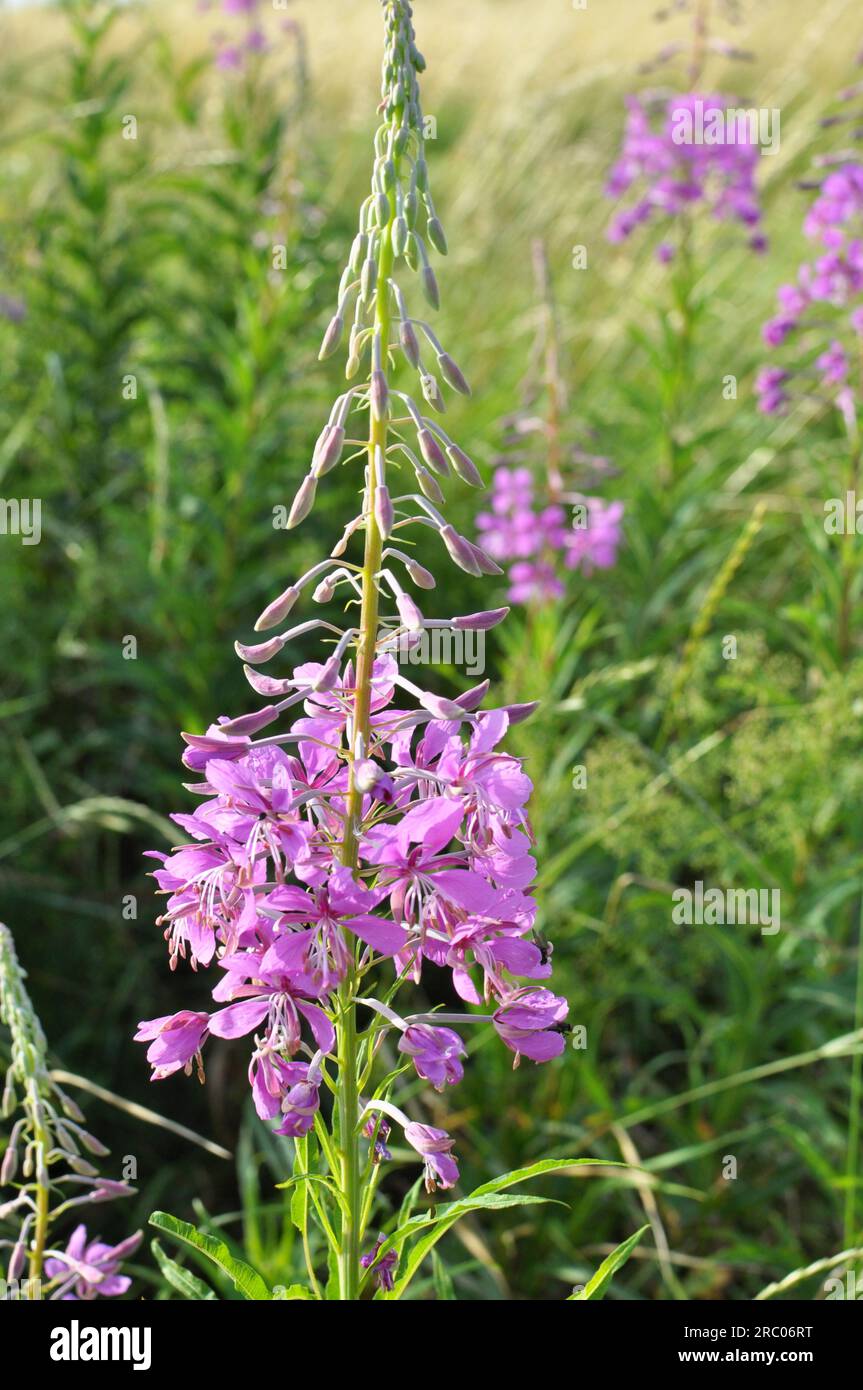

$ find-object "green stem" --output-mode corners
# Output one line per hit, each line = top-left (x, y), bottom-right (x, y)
(844, 889), (863, 1246)
(334, 185), (395, 1301)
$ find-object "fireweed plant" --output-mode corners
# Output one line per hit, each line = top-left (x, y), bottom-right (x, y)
(756, 60), (863, 666)
(605, 0), (766, 482)
(0, 923), (140, 1300)
(476, 241), (623, 607)
(136, 1), (588, 1302)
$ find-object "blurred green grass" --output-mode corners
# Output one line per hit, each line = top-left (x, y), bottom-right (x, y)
(2, 0), (863, 1299)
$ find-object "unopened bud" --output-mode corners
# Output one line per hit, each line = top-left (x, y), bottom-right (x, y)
(420, 373), (445, 413)
(440, 524), (482, 577)
(393, 216), (409, 258)
(313, 424), (345, 477)
(370, 370), (390, 422)
(418, 428), (449, 475)
(288, 474), (317, 529)
(427, 217), (448, 256)
(446, 444), (482, 486)
(405, 558), (436, 589)
(235, 633), (287, 665)
(319, 314), (343, 361)
(452, 608), (509, 630)
(396, 592), (423, 631)
(438, 353), (471, 396)
(255, 585), (299, 632)
(361, 258), (378, 304)
(400, 320), (421, 368)
(414, 464), (445, 505)
(374, 485), (394, 538)
(422, 266), (440, 310)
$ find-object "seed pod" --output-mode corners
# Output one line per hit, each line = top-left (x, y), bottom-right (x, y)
(437, 353), (470, 396)
(446, 444), (482, 486)
(370, 369), (390, 422)
(318, 314), (344, 361)
(288, 474), (318, 529)
(440, 524), (483, 576)
(427, 216), (448, 256)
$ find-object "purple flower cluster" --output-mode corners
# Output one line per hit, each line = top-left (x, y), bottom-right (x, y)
(757, 162), (863, 415)
(135, 659), (568, 1166)
(476, 466), (623, 604)
(606, 93), (767, 259)
(202, 0), (297, 72)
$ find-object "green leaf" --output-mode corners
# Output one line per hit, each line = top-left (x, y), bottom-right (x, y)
(568, 1225), (650, 1300)
(272, 1283), (315, 1300)
(149, 1211), (272, 1300)
(150, 1239), (217, 1301)
(383, 1157), (628, 1299)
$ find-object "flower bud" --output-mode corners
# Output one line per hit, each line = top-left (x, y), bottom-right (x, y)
(374, 485), (394, 538)
(405, 558), (436, 589)
(396, 592), (423, 631)
(361, 258), (378, 304)
(427, 217), (448, 256)
(440, 524), (482, 576)
(370, 369), (390, 422)
(421, 265), (440, 310)
(255, 585), (299, 632)
(318, 314), (344, 361)
(420, 373), (445, 413)
(452, 608), (509, 630)
(466, 540), (502, 576)
(235, 634), (287, 665)
(313, 424), (345, 477)
(217, 706), (279, 736)
(392, 215), (409, 258)
(400, 319), (421, 368)
(437, 353), (471, 396)
(414, 464), (445, 505)
(446, 444), (482, 486)
(288, 474), (317, 529)
(374, 191), (390, 227)
(349, 232), (367, 274)
(417, 427), (449, 475)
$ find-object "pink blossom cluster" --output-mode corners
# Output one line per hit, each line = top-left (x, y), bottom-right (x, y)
(136, 653), (567, 1187)
(476, 466), (624, 604)
(757, 163), (863, 416)
(606, 93), (767, 261)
